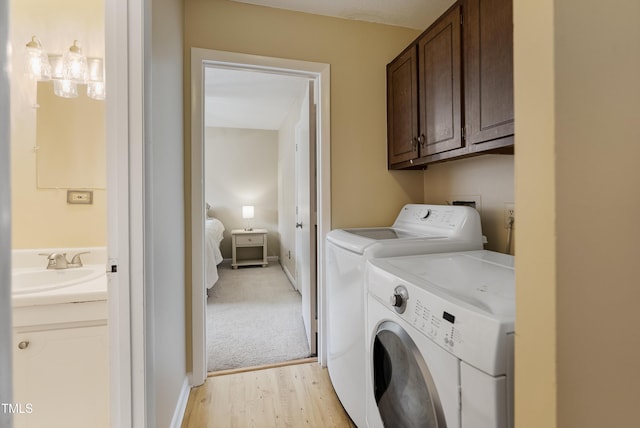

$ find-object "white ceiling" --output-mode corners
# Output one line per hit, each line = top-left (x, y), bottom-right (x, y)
(204, 67), (309, 130)
(206, 0), (454, 130)
(231, 0), (454, 30)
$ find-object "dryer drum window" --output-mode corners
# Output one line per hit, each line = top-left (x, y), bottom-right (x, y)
(373, 321), (447, 428)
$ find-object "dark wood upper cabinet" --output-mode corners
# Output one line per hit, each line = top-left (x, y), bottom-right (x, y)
(464, 0), (514, 150)
(387, 0), (514, 170)
(419, 4), (462, 157)
(387, 46), (419, 167)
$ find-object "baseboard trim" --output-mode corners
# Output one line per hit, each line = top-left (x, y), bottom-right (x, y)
(282, 264), (296, 289)
(170, 376), (191, 428)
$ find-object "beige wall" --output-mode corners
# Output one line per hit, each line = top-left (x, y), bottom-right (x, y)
(423, 155), (514, 253)
(204, 127), (280, 259)
(184, 0), (424, 230)
(513, 1), (557, 426)
(10, 0), (106, 249)
(554, 1), (640, 427)
(515, 0), (640, 427)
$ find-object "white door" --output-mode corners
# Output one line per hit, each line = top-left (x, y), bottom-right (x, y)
(295, 81), (317, 354)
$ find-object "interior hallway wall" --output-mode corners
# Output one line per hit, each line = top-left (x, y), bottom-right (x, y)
(146, 0), (187, 425)
(514, 1), (640, 427)
(204, 127), (280, 259)
(184, 0), (425, 231)
(183, 0), (427, 373)
(10, 0), (106, 249)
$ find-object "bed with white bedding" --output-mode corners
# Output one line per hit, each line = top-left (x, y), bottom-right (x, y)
(205, 217), (225, 289)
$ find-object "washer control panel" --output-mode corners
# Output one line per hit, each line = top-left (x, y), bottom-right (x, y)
(392, 204), (477, 231)
(409, 297), (462, 351)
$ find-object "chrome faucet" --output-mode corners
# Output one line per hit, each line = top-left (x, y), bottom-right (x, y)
(39, 251), (90, 269)
(39, 252), (69, 269)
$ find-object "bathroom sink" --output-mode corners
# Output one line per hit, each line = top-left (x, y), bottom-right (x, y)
(12, 266), (104, 294)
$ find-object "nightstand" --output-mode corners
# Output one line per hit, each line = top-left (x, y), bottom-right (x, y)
(231, 229), (268, 269)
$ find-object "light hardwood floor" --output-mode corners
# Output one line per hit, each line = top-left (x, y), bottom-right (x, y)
(181, 360), (356, 427)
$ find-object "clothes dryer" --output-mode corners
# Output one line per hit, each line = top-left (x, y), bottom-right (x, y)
(326, 204), (483, 427)
(365, 250), (515, 428)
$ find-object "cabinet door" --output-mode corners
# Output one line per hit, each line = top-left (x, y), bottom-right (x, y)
(387, 46), (419, 168)
(418, 4), (463, 156)
(13, 325), (109, 428)
(464, 0), (514, 149)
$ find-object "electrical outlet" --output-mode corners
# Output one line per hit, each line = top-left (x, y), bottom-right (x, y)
(504, 203), (515, 228)
(67, 190), (93, 205)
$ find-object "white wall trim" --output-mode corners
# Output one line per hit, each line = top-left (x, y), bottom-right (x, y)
(105, 0), (136, 427)
(105, 0), (146, 426)
(282, 264), (297, 290)
(190, 48), (331, 385)
(169, 377), (191, 428)
(0, 0), (12, 422)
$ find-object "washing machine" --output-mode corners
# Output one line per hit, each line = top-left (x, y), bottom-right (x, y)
(365, 250), (515, 428)
(326, 204), (484, 427)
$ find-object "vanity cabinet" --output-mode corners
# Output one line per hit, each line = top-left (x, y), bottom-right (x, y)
(387, 0), (513, 169)
(12, 301), (108, 428)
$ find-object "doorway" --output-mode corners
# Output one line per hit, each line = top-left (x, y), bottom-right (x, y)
(190, 48), (331, 385)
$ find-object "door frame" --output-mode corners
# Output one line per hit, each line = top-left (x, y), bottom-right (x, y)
(106, 0), (145, 426)
(189, 48), (331, 385)
(0, 0), (11, 418)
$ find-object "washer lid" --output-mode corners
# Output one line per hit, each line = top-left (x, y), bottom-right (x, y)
(326, 204), (483, 255)
(343, 227), (435, 240)
(326, 227), (431, 254)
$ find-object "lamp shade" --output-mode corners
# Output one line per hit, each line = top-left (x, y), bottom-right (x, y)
(242, 205), (254, 219)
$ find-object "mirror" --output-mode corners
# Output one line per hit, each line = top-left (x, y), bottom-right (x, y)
(35, 80), (106, 189)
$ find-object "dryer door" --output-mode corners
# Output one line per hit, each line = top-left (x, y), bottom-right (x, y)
(373, 321), (448, 428)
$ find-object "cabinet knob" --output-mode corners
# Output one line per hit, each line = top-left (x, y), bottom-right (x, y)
(18, 340), (29, 350)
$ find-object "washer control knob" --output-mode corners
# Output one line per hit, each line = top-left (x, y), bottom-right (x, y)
(390, 285), (409, 314)
(390, 294), (403, 307)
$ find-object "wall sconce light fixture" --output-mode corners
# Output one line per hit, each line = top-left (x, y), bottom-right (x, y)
(25, 35), (106, 100)
(24, 36), (51, 80)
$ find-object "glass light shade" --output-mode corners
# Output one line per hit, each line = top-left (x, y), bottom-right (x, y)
(242, 205), (255, 219)
(86, 58), (104, 82)
(62, 40), (87, 83)
(24, 37), (51, 80)
(48, 54), (64, 79)
(53, 79), (78, 98)
(87, 81), (106, 100)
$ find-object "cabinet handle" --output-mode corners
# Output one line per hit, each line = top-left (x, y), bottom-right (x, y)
(18, 341), (29, 350)
(418, 134), (426, 147)
(411, 137), (418, 150)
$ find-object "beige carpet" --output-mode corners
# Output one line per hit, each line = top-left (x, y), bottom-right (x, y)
(206, 263), (311, 372)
